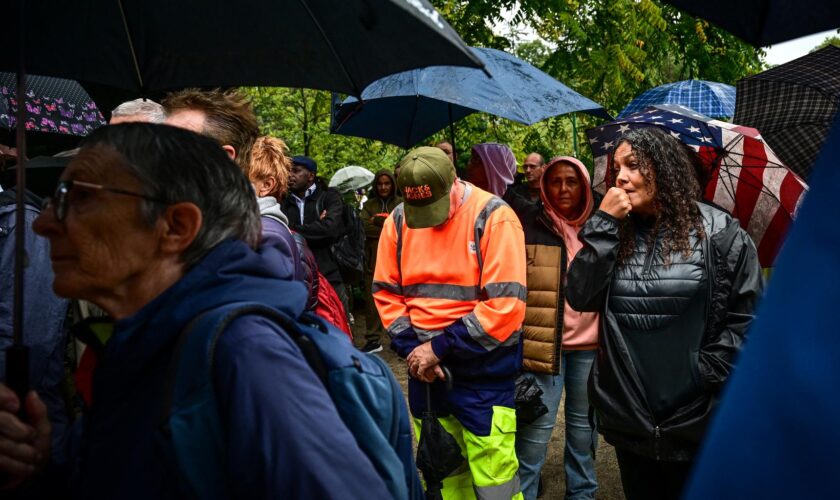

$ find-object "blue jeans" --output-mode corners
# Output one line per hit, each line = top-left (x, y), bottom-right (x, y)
(516, 350), (598, 500)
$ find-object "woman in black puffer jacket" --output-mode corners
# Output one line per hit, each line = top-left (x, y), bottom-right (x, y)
(566, 127), (763, 500)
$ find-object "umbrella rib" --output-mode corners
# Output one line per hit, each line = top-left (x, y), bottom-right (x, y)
(116, 0), (144, 91)
(406, 72), (421, 147)
(297, 0), (360, 96)
(716, 152), (791, 219)
(493, 76), (532, 123)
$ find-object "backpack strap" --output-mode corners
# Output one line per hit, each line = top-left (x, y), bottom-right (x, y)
(391, 188), (507, 288)
(473, 195), (507, 287)
(392, 204), (405, 282)
(158, 302), (332, 500)
(161, 303), (329, 426)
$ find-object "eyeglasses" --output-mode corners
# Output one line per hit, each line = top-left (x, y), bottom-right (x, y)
(43, 180), (168, 221)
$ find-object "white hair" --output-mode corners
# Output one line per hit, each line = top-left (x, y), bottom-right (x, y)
(111, 98), (166, 123)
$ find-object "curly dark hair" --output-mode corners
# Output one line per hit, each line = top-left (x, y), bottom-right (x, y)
(612, 127), (705, 264)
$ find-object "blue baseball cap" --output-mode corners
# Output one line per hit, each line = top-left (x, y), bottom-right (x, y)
(292, 155), (317, 173)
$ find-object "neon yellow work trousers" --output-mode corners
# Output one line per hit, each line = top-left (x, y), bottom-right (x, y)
(414, 406), (524, 500)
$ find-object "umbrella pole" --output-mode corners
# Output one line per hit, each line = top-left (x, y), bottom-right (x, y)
(572, 113), (579, 157)
(449, 103), (457, 166)
(9, 0), (31, 412)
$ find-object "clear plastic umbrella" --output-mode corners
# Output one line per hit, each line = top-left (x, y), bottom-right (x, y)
(329, 165), (375, 193)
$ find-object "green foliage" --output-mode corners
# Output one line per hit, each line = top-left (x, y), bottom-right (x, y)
(243, 87), (405, 179)
(244, 1), (766, 179)
(811, 34), (840, 52)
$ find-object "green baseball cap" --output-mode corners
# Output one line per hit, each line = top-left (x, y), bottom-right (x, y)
(397, 146), (456, 228)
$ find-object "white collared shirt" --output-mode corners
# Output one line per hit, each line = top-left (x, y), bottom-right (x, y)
(290, 183), (318, 224)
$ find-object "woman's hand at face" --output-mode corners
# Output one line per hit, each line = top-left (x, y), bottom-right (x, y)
(600, 187), (633, 219)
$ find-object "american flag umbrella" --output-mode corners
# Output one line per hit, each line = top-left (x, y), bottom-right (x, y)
(587, 104), (808, 267)
(618, 79), (736, 120)
(734, 45), (840, 181)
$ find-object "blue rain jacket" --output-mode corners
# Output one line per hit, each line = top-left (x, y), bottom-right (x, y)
(68, 239), (388, 499)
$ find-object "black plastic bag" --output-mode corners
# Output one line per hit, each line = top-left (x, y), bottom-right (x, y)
(515, 375), (549, 424)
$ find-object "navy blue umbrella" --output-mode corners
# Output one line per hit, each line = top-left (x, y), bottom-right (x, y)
(661, 0), (840, 47)
(617, 79), (736, 120)
(331, 47), (610, 149)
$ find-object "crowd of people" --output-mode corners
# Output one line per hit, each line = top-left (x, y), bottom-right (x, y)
(0, 88), (762, 500)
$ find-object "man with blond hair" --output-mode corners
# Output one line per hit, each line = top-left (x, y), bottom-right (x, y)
(163, 88), (259, 169)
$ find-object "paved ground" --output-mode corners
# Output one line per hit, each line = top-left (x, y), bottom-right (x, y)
(350, 309), (626, 499)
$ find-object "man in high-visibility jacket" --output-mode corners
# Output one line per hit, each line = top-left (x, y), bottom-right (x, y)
(374, 146), (527, 499)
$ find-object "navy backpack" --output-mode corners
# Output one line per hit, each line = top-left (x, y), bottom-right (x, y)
(159, 302), (423, 499)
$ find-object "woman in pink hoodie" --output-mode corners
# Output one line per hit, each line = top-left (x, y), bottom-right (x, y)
(517, 156), (599, 500)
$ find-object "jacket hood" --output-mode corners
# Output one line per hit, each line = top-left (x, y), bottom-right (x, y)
(472, 143), (516, 197)
(368, 169), (397, 200)
(98, 239), (308, 395)
(538, 156), (598, 351)
(539, 156), (594, 227)
(258, 195), (289, 225)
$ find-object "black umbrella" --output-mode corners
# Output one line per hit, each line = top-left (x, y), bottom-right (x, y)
(415, 367), (463, 500)
(661, 0), (840, 46)
(734, 46), (840, 180)
(1, 0), (482, 97)
(3, 0), (481, 407)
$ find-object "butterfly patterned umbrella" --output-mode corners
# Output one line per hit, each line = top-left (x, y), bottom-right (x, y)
(1, 72), (106, 136)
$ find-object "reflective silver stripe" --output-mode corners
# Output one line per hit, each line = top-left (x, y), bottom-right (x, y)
(463, 312), (496, 350)
(483, 282), (527, 301)
(371, 280), (403, 295)
(475, 473), (521, 500)
(393, 204), (405, 280)
(415, 328), (444, 342)
(403, 283), (480, 301)
(387, 282), (526, 302)
(463, 312), (521, 351)
(386, 316), (412, 337)
(502, 329), (522, 347)
(473, 196), (508, 277)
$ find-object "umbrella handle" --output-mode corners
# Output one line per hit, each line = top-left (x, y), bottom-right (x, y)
(424, 365), (454, 406)
(440, 365), (453, 391)
(5, 344), (29, 418)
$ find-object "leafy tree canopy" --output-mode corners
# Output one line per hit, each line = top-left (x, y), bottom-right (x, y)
(245, 0), (765, 181)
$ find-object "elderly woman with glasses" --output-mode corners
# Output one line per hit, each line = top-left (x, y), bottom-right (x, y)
(0, 123), (388, 498)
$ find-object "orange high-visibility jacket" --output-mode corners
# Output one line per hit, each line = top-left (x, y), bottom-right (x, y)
(373, 182), (526, 358)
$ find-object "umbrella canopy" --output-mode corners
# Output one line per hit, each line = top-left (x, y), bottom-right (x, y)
(618, 79), (736, 120)
(587, 104), (808, 267)
(329, 165), (375, 193)
(734, 45), (840, 180)
(661, 0), (840, 46)
(332, 47), (610, 148)
(2, 0), (482, 399)
(1, 72), (106, 136)
(2, 0), (482, 97)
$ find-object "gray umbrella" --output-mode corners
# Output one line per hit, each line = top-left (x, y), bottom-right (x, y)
(734, 46), (840, 180)
(329, 166), (375, 193)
